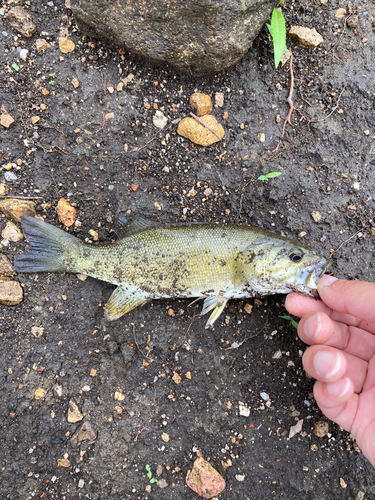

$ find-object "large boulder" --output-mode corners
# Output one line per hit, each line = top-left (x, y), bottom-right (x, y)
(71, 0), (278, 75)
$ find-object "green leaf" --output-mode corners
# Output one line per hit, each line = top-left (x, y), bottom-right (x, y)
(279, 315), (299, 329)
(12, 63), (19, 72)
(49, 72), (56, 77)
(150, 478), (158, 483)
(257, 175), (267, 181)
(269, 9), (287, 69)
(266, 172), (282, 179)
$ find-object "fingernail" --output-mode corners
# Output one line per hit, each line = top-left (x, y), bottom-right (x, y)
(326, 377), (351, 398)
(318, 275), (338, 290)
(304, 313), (321, 339)
(313, 350), (342, 378)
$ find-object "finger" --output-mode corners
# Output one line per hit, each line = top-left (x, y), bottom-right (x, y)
(302, 346), (367, 393)
(318, 276), (375, 325)
(285, 291), (375, 334)
(313, 379), (356, 432)
(298, 312), (375, 361)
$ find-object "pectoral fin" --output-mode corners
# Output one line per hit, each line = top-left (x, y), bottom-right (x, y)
(200, 296), (228, 329)
(104, 287), (147, 321)
(117, 215), (155, 239)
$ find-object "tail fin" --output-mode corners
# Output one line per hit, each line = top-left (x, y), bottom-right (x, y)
(13, 216), (80, 273)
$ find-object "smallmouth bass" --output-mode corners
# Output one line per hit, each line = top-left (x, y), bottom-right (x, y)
(13, 216), (331, 328)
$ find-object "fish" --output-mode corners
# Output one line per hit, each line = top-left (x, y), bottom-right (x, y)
(13, 215), (331, 328)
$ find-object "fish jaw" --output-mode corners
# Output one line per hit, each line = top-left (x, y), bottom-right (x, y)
(294, 257), (332, 296)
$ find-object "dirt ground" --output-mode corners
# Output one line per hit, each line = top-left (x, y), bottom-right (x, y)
(1, 0), (375, 499)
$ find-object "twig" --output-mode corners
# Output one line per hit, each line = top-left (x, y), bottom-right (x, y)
(311, 86), (346, 123)
(189, 112), (221, 141)
(272, 51), (294, 153)
(134, 426), (149, 442)
(0, 195), (43, 199)
(333, 229), (361, 253)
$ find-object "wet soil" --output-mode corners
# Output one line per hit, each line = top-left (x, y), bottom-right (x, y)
(0, 0), (375, 499)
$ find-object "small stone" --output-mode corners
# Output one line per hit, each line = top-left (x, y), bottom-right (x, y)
(340, 478), (347, 488)
(310, 444), (318, 452)
(77, 273), (88, 281)
(31, 116), (40, 124)
(162, 432), (170, 442)
(222, 111), (229, 120)
(104, 112), (114, 121)
(235, 474), (245, 482)
(114, 390), (125, 401)
(203, 188), (212, 197)
(0, 253), (15, 276)
(67, 400), (83, 423)
(56, 198), (76, 227)
(289, 419), (304, 438)
(130, 184), (138, 192)
(214, 92), (224, 107)
(1, 113), (15, 128)
(313, 420), (329, 437)
(311, 211), (322, 223)
(57, 458), (70, 468)
(145, 485), (152, 493)
(35, 387), (46, 400)
(89, 229), (99, 241)
(36, 38), (50, 52)
(257, 133), (265, 142)
(19, 49), (28, 61)
(2, 221), (23, 242)
(0, 280), (23, 305)
(41, 88), (50, 96)
(186, 371), (191, 379)
(186, 457), (226, 499)
(70, 421), (98, 447)
(239, 404), (250, 417)
(276, 114), (281, 123)
(6, 6), (36, 38)
(107, 84), (114, 93)
(371, 227), (375, 236)
(299, 231), (307, 238)
(289, 26), (323, 48)
(172, 372), (182, 384)
(153, 110), (168, 129)
(157, 479), (168, 489)
(177, 115), (224, 146)
(0, 183), (8, 196)
(244, 303), (253, 315)
(190, 92), (213, 116)
(347, 204), (357, 211)
(335, 8), (346, 18)
(347, 15), (358, 28)
(260, 392), (269, 401)
(78, 479), (85, 489)
(117, 81), (124, 92)
(31, 326), (44, 338)
(71, 78), (79, 88)
(280, 49), (291, 67)
(168, 308), (175, 317)
(59, 37), (75, 53)
(122, 73), (134, 86)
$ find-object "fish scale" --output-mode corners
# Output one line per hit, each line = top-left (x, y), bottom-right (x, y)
(13, 216), (331, 328)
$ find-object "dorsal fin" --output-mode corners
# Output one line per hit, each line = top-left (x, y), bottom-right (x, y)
(116, 215), (155, 239)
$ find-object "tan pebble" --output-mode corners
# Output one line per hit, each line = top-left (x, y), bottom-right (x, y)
(35, 387), (46, 400)
(257, 132), (265, 142)
(289, 26), (323, 48)
(280, 49), (291, 67)
(0, 280), (23, 305)
(16, 159), (23, 166)
(89, 229), (99, 241)
(299, 231), (307, 238)
(347, 204), (356, 211)
(40, 103), (47, 111)
(186, 457), (226, 499)
(90, 368), (97, 377)
(0, 183), (8, 196)
(172, 372), (182, 384)
(57, 458), (70, 468)
(161, 432), (170, 442)
(204, 187), (212, 197)
(35, 38), (50, 52)
(145, 485), (152, 493)
(0, 198), (36, 222)
(335, 8), (346, 18)
(186, 371), (191, 379)
(313, 420), (329, 437)
(117, 81), (124, 92)
(311, 211), (322, 223)
(2, 221), (23, 242)
(177, 115), (224, 146)
(114, 390), (125, 401)
(222, 111), (229, 120)
(221, 459), (232, 469)
(41, 88), (50, 96)
(244, 303), (253, 315)
(276, 114), (281, 123)
(31, 326), (44, 338)
(104, 112), (115, 121)
(214, 92), (224, 107)
(167, 308), (175, 317)
(189, 92), (212, 116)
(310, 444), (318, 451)
(340, 478), (347, 488)
(59, 37), (75, 53)
(56, 198), (76, 227)
(0, 113), (15, 129)
(31, 116), (40, 125)
(347, 15), (358, 28)
(239, 123), (245, 130)
(6, 6), (36, 38)
(67, 400), (83, 423)
(0, 253), (15, 276)
(71, 78), (79, 88)
(131, 184), (138, 192)
(188, 188), (196, 197)
(371, 227), (375, 236)
(76, 273), (88, 281)
(5, 163), (13, 171)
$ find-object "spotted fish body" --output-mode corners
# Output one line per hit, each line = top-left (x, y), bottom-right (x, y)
(13, 216), (331, 328)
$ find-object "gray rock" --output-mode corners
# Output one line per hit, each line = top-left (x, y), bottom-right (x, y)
(6, 6), (36, 38)
(71, 0), (278, 75)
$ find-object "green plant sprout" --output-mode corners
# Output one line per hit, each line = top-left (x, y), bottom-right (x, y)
(279, 315), (299, 329)
(49, 72), (56, 85)
(266, 8), (288, 69)
(145, 464), (158, 484)
(12, 63), (20, 72)
(258, 172), (282, 181)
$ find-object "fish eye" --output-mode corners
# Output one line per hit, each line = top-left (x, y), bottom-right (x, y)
(289, 249), (304, 262)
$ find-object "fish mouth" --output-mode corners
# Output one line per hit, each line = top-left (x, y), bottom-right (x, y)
(304, 257), (332, 295)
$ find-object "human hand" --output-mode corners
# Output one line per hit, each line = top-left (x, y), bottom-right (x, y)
(285, 275), (375, 468)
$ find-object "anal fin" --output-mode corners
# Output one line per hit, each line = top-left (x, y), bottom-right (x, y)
(104, 287), (147, 321)
(200, 296), (228, 329)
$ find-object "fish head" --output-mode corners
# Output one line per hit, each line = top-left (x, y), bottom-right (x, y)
(238, 237), (331, 297)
